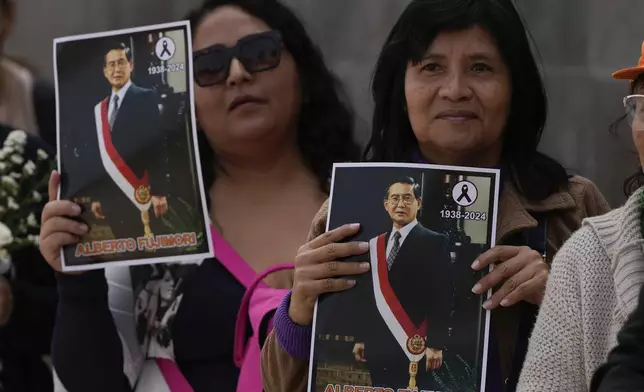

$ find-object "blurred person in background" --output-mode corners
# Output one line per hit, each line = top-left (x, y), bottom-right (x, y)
(517, 41), (644, 392)
(0, 0), (56, 147)
(0, 124), (57, 392)
(38, 0), (360, 391)
(260, 0), (611, 391)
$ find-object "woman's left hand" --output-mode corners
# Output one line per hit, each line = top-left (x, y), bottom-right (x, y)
(471, 245), (548, 310)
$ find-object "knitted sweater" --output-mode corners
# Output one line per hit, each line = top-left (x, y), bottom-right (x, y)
(517, 187), (644, 392)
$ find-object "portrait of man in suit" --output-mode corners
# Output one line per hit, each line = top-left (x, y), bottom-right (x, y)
(86, 41), (169, 242)
(350, 176), (453, 390)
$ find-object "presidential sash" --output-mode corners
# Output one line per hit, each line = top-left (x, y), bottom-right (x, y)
(369, 233), (427, 390)
(94, 98), (152, 213)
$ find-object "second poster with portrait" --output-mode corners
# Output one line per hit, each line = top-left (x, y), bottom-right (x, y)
(309, 163), (500, 392)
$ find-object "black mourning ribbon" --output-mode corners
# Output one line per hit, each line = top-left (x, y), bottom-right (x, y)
(160, 40), (171, 57)
(456, 184), (472, 203)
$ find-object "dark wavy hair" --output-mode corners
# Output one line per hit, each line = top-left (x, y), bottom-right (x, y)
(186, 0), (360, 194)
(365, 0), (569, 202)
(609, 74), (644, 197)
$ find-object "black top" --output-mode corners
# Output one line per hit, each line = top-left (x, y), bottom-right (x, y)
(32, 79), (56, 149)
(590, 282), (644, 391)
(0, 124), (58, 392)
(53, 258), (247, 392)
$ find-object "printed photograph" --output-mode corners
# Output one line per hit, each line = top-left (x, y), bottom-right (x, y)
(310, 163), (500, 392)
(54, 22), (212, 271)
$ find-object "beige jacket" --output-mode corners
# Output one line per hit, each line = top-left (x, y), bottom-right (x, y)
(261, 175), (611, 392)
(517, 187), (644, 391)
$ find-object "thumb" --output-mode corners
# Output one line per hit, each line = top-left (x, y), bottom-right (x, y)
(48, 171), (60, 202)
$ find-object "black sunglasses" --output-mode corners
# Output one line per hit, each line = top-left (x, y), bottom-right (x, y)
(193, 30), (282, 87)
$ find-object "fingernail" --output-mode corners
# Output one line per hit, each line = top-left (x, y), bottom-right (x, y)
(500, 299), (509, 307)
(359, 262), (370, 270)
(471, 260), (480, 269)
(471, 283), (482, 294)
(349, 223), (360, 229)
(72, 204), (81, 214)
(79, 224), (88, 232)
(347, 279), (356, 287)
(359, 242), (369, 251)
(482, 300), (492, 310)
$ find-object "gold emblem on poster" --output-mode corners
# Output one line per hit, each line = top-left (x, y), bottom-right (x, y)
(135, 185), (151, 204)
(406, 334), (426, 355)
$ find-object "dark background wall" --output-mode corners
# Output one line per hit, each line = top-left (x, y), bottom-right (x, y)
(8, 0), (643, 206)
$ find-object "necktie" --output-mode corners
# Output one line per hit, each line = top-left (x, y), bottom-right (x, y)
(387, 231), (401, 270)
(109, 95), (120, 128)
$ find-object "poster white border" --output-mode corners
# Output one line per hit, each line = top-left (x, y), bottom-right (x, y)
(307, 161), (501, 392)
(53, 20), (214, 272)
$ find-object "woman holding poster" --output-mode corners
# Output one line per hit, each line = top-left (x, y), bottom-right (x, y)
(39, 0), (359, 392)
(261, 1), (610, 392)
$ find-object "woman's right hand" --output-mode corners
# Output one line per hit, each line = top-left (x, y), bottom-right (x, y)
(39, 171), (88, 273)
(289, 223), (370, 326)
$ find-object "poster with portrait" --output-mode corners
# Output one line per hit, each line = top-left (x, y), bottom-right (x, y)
(54, 21), (213, 271)
(309, 163), (500, 392)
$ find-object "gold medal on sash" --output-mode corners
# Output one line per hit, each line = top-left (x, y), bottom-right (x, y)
(136, 186), (154, 240)
(135, 185), (152, 204)
(406, 334), (426, 390)
(406, 334), (426, 355)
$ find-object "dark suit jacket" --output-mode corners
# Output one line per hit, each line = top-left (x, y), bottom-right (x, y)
(74, 83), (168, 240)
(344, 222), (452, 389)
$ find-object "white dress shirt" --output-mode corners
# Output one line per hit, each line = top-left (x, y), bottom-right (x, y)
(108, 80), (132, 124)
(385, 219), (418, 260)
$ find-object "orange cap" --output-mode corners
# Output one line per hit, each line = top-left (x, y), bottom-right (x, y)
(613, 41), (644, 80)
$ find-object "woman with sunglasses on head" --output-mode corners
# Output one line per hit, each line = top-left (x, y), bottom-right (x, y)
(516, 43), (644, 392)
(39, 1), (359, 391)
(260, 1), (611, 391)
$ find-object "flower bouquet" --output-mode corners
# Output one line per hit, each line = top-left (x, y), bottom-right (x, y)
(0, 130), (54, 276)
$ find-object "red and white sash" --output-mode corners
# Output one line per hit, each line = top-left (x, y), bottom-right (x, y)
(369, 233), (427, 363)
(94, 99), (151, 212)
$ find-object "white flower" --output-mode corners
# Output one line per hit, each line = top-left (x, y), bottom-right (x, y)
(23, 160), (36, 176)
(10, 154), (23, 165)
(7, 197), (18, 211)
(27, 213), (38, 228)
(0, 146), (12, 160)
(0, 162), (6, 173)
(36, 149), (49, 160)
(32, 190), (42, 203)
(9, 172), (20, 180)
(27, 234), (39, 246)
(1, 176), (18, 189)
(0, 206), (5, 214)
(5, 130), (27, 146)
(0, 222), (13, 247)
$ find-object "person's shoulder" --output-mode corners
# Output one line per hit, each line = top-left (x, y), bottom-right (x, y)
(566, 175), (602, 197)
(32, 78), (54, 103)
(130, 83), (156, 97)
(415, 223), (447, 241)
(565, 175), (611, 215)
(307, 198), (329, 241)
(583, 187), (643, 256)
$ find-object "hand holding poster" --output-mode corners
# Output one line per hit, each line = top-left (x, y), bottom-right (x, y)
(309, 163), (500, 392)
(54, 21), (213, 271)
